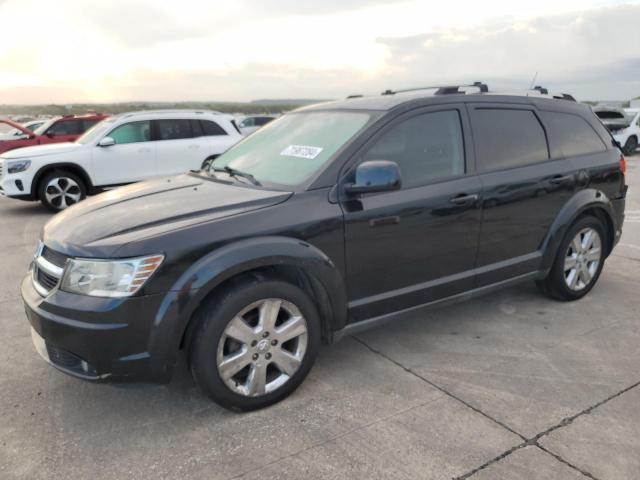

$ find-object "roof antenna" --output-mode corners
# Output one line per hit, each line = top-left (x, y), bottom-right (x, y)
(528, 71), (538, 90)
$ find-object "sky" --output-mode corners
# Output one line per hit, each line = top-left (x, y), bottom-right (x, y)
(0, 0), (639, 104)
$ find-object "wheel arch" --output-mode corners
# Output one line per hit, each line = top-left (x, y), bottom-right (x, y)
(150, 236), (348, 375)
(31, 163), (93, 199)
(540, 188), (617, 271)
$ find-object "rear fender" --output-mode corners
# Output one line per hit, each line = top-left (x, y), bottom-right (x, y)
(540, 188), (617, 271)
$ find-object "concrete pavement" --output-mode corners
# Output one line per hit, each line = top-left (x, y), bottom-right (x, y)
(0, 153), (638, 479)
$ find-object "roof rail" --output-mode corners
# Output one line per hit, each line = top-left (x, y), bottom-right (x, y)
(381, 81), (489, 96)
(530, 86), (576, 102)
(120, 109), (223, 118)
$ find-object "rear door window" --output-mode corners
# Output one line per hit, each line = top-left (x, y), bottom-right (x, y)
(81, 119), (101, 132)
(540, 112), (606, 157)
(471, 108), (549, 172)
(155, 119), (193, 140)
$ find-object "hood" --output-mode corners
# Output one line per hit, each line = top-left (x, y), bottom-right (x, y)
(43, 173), (292, 256)
(0, 142), (84, 159)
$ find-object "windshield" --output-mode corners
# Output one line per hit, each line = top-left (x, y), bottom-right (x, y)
(211, 111), (371, 188)
(76, 117), (117, 144)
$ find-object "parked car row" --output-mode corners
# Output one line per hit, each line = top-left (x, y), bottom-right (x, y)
(19, 84), (628, 411)
(593, 106), (640, 155)
(0, 110), (244, 210)
(0, 114), (109, 155)
(0, 119), (47, 140)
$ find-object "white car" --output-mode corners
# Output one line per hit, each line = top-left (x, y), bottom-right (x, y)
(0, 120), (46, 140)
(0, 110), (243, 211)
(238, 115), (277, 136)
(593, 107), (639, 155)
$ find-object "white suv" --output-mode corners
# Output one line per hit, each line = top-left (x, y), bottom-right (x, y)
(593, 107), (640, 155)
(0, 110), (243, 211)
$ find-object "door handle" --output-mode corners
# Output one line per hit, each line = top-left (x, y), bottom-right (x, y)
(138, 147), (152, 153)
(449, 193), (479, 205)
(549, 175), (574, 185)
(188, 144), (200, 150)
(369, 216), (400, 228)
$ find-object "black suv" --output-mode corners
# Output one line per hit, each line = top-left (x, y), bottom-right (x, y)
(22, 84), (627, 411)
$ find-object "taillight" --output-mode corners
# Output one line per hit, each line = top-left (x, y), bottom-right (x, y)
(620, 154), (626, 174)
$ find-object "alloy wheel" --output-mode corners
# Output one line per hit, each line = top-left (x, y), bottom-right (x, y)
(564, 227), (602, 291)
(216, 298), (308, 397)
(44, 177), (81, 210)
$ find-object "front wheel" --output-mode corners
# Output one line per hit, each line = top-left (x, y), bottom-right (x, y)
(536, 215), (606, 301)
(38, 170), (87, 212)
(189, 277), (321, 411)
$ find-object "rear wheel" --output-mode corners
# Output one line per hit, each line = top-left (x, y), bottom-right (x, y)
(189, 277), (321, 411)
(536, 215), (606, 301)
(38, 170), (86, 212)
(622, 136), (637, 155)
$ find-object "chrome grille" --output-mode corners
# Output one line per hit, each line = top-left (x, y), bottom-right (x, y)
(32, 243), (67, 296)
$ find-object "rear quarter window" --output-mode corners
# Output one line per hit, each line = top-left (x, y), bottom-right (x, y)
(472, 108), (549, 172)
(201, 120), (227, 136)
(540, 111), (606, 158)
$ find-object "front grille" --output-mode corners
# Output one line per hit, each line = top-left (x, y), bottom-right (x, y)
(42, 246), (69, 268)
(37, 268), (59, 290)
(32, 244), (67, 296)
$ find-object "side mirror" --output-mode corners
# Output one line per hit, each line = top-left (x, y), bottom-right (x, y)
(344, 160), (401, 194)
(98, 137), (115, 147)
(46, 132), (55, 138)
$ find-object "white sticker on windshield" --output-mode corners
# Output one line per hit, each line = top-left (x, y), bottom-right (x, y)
(280, 145), (323, 159)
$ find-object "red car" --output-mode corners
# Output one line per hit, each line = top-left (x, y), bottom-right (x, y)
(0, 114), (109, 154)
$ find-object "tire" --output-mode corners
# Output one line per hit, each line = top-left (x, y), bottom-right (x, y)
(189, 276), (321, 411)
(536, 215), (606, 301)
(622, 136), (638, 156)
(38, 170), (87, 212)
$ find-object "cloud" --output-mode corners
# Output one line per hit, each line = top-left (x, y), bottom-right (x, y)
(240, 0), (409, 15)
(372, 4), (640, 99)
(1, 1), (639, 103)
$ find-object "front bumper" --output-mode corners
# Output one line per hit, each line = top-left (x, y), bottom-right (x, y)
(0, 170), (33, 199)
(22, 274), (173, 382)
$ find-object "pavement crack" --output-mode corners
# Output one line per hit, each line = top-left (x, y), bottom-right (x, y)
(352, 336), (640, 480)
(530, 379), (640, 443)
(452, 441), (529, 479)
(535, 443), (600, 479)
(351, 335), (527, 441)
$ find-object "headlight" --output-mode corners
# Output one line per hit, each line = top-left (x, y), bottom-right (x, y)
(7, 160), (31, 174)
(60, 254), (164, 298)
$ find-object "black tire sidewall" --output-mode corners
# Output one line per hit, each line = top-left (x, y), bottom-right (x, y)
(548, 216), (606, 301)
(623, 136), (637, 155)
(189, 278), (321, 411)
(38, 170), (87, 212)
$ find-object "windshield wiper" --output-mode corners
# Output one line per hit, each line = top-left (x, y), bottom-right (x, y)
(212, 166), (261, 186)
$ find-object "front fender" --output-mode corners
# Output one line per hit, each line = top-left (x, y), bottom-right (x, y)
(149, 236), (348, 374)
(540, 188), (617, 271)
